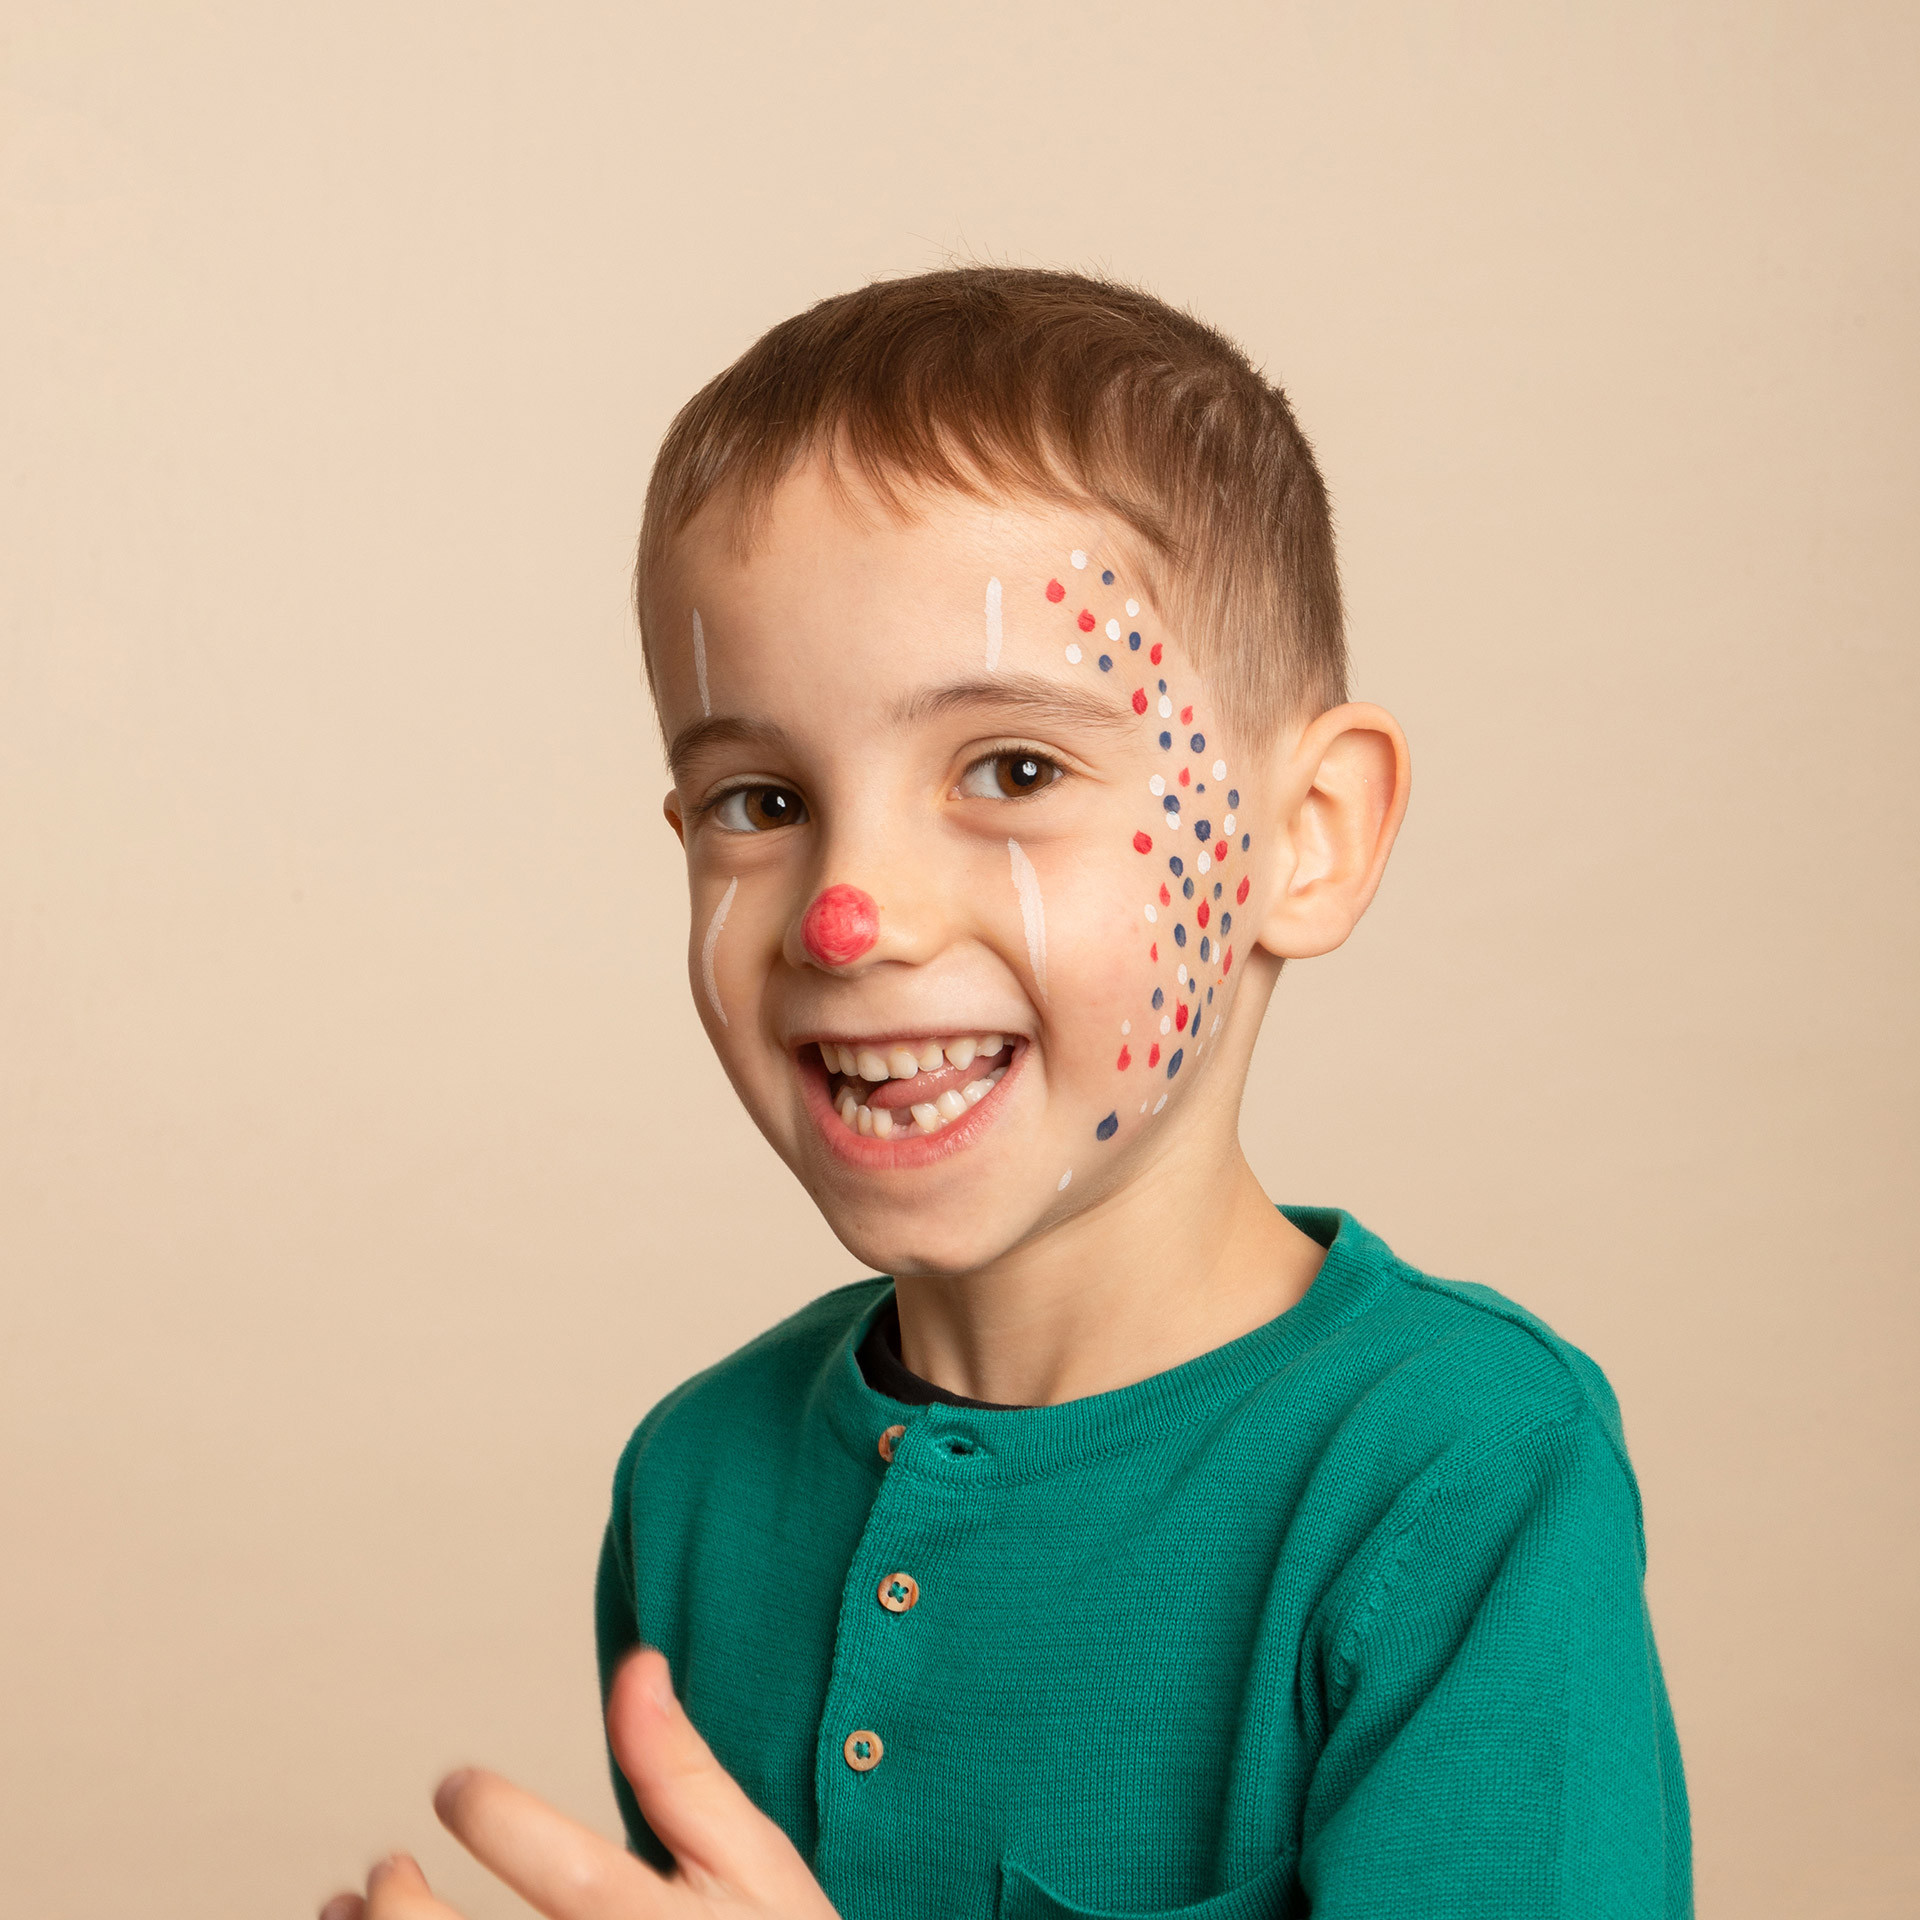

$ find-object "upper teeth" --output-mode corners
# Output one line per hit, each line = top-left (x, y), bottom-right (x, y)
(825, 1035), (1009, 1080)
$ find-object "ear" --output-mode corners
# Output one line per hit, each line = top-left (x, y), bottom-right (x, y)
(663, 789), (686, 846)
(1255, 702), (1409, 959)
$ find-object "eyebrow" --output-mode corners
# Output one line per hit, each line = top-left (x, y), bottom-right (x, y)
(888, 672), (1138, 734)
(666, 713), (797, 773)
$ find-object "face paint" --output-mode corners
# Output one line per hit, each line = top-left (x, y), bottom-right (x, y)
(692, 608), (711, 718)
(701, 875), (738, 1026)
(1007, 838), (1049, 1000)
(984, 575), (1003, 670)
(801, 883), (880, 968)
(1038, 557), (1253, 1144)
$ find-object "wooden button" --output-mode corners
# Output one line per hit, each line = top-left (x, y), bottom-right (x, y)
(843, 1729), (883, 1772)
(876, 1571), (919, 1613)
(877, 1424), (906, 1462)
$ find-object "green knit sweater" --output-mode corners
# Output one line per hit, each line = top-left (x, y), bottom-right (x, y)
(595, 1209), (1690, 1918)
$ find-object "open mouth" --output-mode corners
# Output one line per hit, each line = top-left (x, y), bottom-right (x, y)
(803, 1033), (1018, 1147)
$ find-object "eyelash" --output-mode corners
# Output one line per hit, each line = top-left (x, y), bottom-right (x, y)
(956, 745), (1069, 801)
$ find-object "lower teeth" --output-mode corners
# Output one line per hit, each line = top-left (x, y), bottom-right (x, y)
(838, 1066), (1005, 1138)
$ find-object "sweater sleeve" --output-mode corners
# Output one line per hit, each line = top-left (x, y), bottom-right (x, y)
(1300, 1411), (1691, 1920)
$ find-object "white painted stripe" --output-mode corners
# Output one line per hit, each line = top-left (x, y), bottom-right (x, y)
(984, 575), (1003, 670)
(700, 876), (737, 1026)
(692, 607), (711, 717)
(1007, 837), (1047, 1000)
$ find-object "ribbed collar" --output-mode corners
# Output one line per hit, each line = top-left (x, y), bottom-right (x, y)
(821, 1207), (1396, 1486)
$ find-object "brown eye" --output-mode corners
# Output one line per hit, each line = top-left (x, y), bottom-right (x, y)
(715, 785), (808, 832)
(959, 752), (1064, 800)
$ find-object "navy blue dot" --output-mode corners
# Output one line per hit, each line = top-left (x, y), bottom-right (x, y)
(1228, 788), (1239, 808)
(1100, 569), (1115, 586)
(1241, 832), (1250, 851)
(1212, 882), (1222, 900)
(1173, 923), (1187, 947)
(1151, 987), (1164, 1010)
(1098, 654), (1112, 671)
(1168, 856), (1183, 876)
(1194, 820), (1212, 843)
(1166, 1048), (1184, 1079)
(1194, 783), (1205, 794)
(1199, 935), (1211, 963)
(1157, 679), (1167, 694)
(1189, 733), (1205, 753)
(1181, 877), (1194, 899)
(1162, 794), (1180, 813)
(1206, 985), (1214, 1003)
(1159, 731), (1172, 749)
(1129, 632), (1141, 650)
(1220, 911), (1232, 935)
(1095, 1110), (1118, 1140)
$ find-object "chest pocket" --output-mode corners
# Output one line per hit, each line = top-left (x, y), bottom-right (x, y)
(997, 1852), (1298, 1920)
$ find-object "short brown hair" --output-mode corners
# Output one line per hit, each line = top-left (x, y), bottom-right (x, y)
(636, 266), (1346, 736)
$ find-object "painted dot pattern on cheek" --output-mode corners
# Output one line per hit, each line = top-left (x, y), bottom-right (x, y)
(1038, 563), (1252, 1145)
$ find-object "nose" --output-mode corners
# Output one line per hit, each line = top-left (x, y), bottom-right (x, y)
(801, 883), (880, 968)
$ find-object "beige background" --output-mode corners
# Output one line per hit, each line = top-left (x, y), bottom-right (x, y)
(3, 3), (1915, 1914)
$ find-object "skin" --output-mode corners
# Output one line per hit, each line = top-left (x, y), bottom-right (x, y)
(321, 456), (1409, 1920)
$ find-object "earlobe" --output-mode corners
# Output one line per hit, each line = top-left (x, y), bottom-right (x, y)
(1257, 703), (1410, 960)
(663, 790), (687, 846)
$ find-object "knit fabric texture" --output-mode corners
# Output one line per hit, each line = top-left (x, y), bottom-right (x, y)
(596, 1208), (1691, 1919)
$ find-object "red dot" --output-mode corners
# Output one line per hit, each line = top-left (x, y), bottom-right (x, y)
(1178, 767), (1190, 787)
(1131, 688), (1148, 714)
(1197, 901), (1209, 928)
(1222, 946), (1233, 975)
(1117, 1045), (1132, 1070)
(1077, 609), (1096, 632)
(1176, 1002), (1189, 1032)
(1150, 942), (1158, 962)
(1046, 579), (1065, 602)
(1148, 1043), (1161, 1068)
(1149, 642), (1163, 665)
(1132, 830), (1153, 854)
(1213, 840), (1227, 865)
(1236, 876), (1250, 904)
(1180, 706), (1193, 724)
(1159, 883), (1170, 905)
(801, 883), (880, 968)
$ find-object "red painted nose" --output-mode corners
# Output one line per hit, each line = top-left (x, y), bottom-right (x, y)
(801, 884), (880, 968)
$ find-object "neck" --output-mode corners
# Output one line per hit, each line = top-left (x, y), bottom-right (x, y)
(890, 1099), (1325, 1407)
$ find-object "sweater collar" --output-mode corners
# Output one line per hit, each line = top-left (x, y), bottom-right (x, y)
(821, 1207), (1396, 1484)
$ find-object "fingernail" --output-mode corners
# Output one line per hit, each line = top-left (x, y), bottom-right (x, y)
(642, 1648), (674, 1713)
(319, 1897), (358, 1920)
(434, 1769), (473, 1820)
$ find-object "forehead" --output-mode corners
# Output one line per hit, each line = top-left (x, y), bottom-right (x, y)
(654, 463), (1151, 725)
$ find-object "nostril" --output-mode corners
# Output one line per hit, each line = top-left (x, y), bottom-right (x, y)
(802, 884), (880, 967)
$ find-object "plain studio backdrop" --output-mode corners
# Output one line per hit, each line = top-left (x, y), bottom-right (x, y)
(2, 3), (1915, 1914)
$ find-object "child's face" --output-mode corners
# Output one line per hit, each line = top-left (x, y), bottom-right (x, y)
(655, 461), (1267, 1277)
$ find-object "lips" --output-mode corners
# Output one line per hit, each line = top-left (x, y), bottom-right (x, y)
(797, 1034), (1023, 1166)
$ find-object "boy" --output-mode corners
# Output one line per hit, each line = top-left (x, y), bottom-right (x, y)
(325, 269), (1689, 1920)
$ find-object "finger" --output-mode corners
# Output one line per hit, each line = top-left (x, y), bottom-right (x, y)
(606, 1647), (795, 1888)
(362, 1854), (466, 1920)
(319, 1897), (365, 1920)
(434, 1767), (678, 1920)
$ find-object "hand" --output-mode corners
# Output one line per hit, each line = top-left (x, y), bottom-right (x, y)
(319, 1647), (838, 1920)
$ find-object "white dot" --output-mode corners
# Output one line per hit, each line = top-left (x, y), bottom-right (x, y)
(1065, 643), (1082, 664)
(1177, 964), (1188, 985)
(1105, 619), (1120, 641)
(1160, 1014), (1171, 1034)
(1140, 1098), (1150, 1113)
(1158, 696), (1172, 718)
(1152, 1094), (1168, 1114)
(1144, 903), (1158, 923)
(1125, 599), (1139, 616)
(1121, 1020), (1131, 1035)
(1058, 1168), (1073, 1190)
(1212, 759), (1226, 780)
(1223, 813), (1236, 835)
(1070, 550), (1087, 569)
(1212, 1014), (1223, 1036)
(1197, 851), (1211, 874)
(1149, 775), (1165, 796)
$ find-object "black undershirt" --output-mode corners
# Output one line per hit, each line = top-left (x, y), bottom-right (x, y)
(856, 1299), (1028, 1411)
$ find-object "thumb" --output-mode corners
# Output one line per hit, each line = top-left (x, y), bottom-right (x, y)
(607, 1647), (795, 1890)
